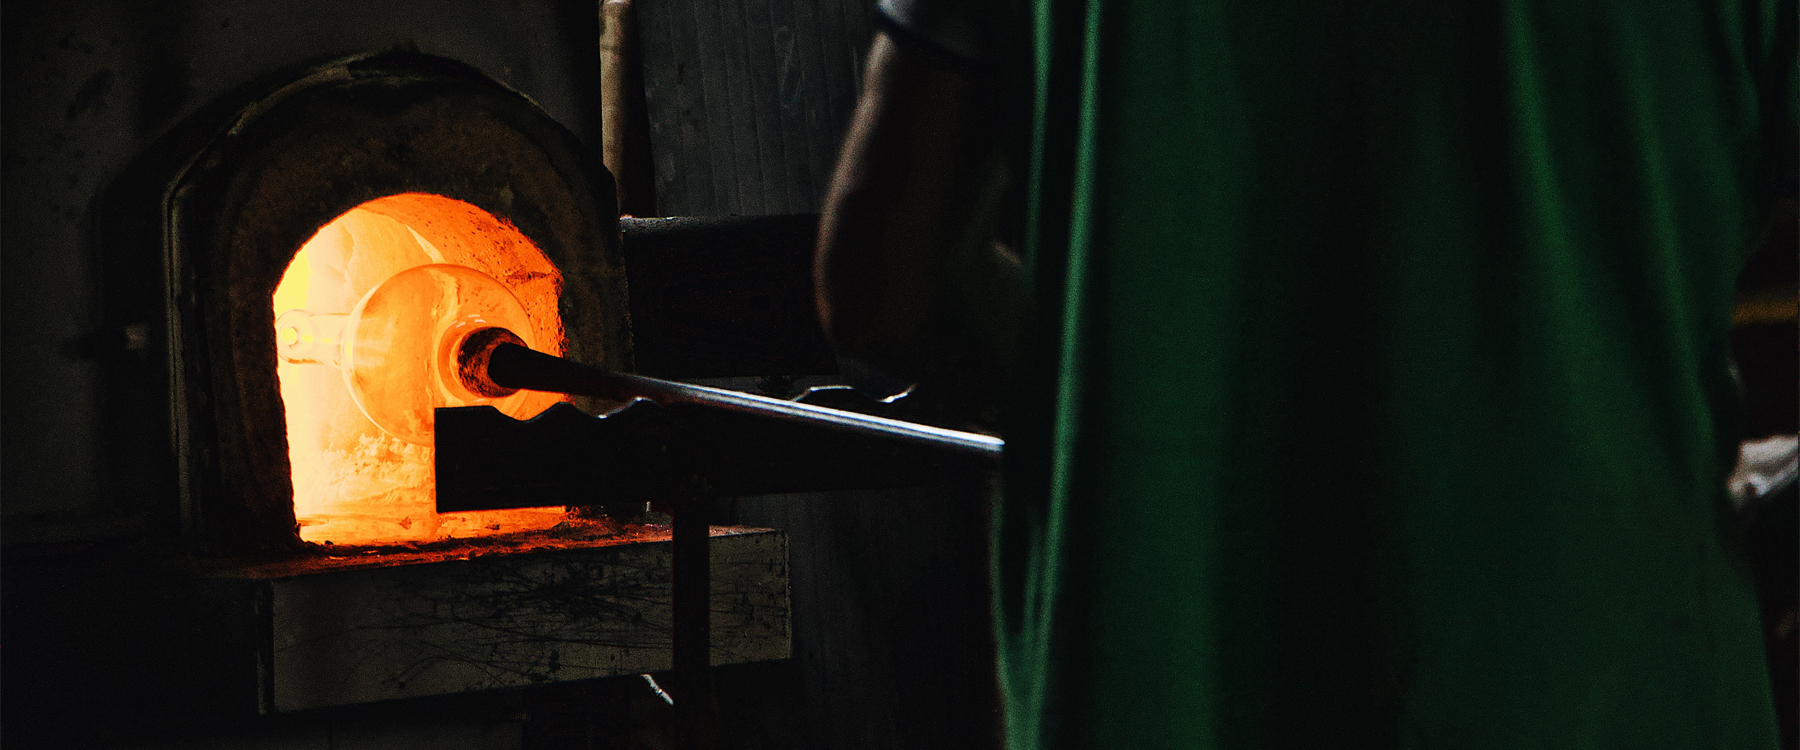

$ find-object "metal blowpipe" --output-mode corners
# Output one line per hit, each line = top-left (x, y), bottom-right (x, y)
(456, 326), (1005, 460)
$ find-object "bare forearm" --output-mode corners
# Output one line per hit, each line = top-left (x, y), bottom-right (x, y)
(815, 32), (1024, 409)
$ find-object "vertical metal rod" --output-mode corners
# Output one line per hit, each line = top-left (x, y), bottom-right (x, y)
(599, 0), (657, 216)
(671, 481), (716, 750)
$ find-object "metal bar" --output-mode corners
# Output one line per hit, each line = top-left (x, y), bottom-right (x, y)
(671, 481), (717, 750)
(486, 342), (1004, 459)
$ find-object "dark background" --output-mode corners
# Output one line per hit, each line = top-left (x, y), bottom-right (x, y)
(3, 1), (1790, 748)
(2, 1), (1001, 748)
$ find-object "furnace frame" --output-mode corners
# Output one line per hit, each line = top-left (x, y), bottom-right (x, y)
(162, 52), (632, 553)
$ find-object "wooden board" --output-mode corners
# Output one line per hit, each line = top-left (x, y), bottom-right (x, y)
(263, 528), (788, 712)
(636, 0), (873, 216)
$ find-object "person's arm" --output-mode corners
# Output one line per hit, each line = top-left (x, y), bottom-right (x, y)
(815, 29), (1024, 416)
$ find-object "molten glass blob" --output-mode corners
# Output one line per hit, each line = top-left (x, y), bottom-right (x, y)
(278, 264), (539, 445)
(273, 194), (570, 545)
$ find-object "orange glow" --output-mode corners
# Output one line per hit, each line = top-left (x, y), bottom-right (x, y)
(274, 193), (571, 545)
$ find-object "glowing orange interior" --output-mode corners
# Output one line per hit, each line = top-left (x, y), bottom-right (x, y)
(274, 193), (571, 545)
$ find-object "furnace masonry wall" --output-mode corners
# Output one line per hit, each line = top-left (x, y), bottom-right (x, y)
(159, 53), (629, 553)
(2, 1), (607, 547)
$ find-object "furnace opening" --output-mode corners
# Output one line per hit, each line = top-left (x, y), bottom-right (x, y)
(273, 193), (571, 545)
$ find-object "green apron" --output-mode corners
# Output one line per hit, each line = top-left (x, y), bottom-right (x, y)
(885, 0), (1795, 746)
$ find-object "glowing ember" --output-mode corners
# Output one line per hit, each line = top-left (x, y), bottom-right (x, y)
(273, 193), (571, 545)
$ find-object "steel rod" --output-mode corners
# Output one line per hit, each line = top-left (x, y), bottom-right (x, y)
(485, 342), (1004, 459)
(671, 483), (716, 750)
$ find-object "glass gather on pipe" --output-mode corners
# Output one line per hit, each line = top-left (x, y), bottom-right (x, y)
(276, 263), (539, 445)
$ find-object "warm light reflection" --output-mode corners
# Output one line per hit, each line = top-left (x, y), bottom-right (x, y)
(274, 193), (570, 545)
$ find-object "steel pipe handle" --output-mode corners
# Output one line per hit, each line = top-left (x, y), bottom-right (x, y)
(477, 339), (1004, 460)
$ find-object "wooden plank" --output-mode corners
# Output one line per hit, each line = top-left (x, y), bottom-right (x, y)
(719, 0), (769, 215)
(741, 0), (805, 214)
(808, 0), (854, 190)
(685, 0), (742, 215)
(641, 0), (706, 214)
(777, 0), (831, 213)
(267, 529), (789, 712)
(637, 0), (872, 216)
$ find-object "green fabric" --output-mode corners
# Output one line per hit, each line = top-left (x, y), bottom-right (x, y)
(885, 0), (1800, 748)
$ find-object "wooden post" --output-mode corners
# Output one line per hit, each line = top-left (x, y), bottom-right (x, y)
(600, 0), (658, 216)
